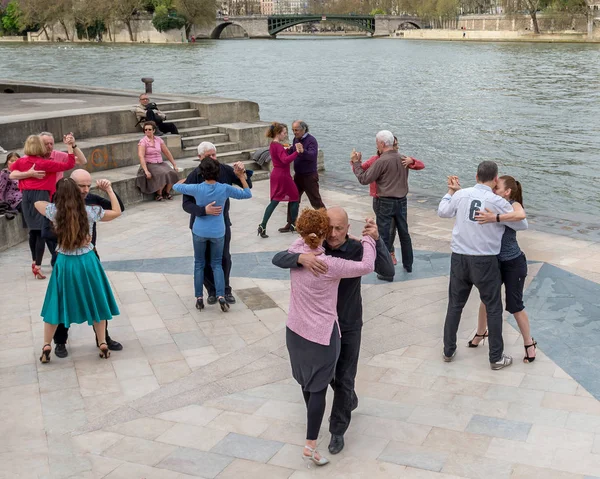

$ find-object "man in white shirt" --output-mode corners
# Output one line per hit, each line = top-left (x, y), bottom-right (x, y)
(438, 161), (527, 370)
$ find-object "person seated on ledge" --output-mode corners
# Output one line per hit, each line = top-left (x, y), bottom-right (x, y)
(0, 152), (23, 219)
(135, 121), (179, 201)
(135, 94), (179, 136)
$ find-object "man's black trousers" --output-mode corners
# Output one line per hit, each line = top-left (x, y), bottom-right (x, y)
(443, 253), (504, 363)
(329, 327), (361, 436)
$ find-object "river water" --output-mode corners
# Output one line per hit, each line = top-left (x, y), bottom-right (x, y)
(1, 38), (600, 220)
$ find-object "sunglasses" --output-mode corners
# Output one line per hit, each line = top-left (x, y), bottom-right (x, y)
(144, 128), (154, 131)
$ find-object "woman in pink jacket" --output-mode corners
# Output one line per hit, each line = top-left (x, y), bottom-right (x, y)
(285, 208), (375, 467)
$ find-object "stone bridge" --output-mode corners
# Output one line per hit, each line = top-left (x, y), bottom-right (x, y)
(196, 14), (425, 39)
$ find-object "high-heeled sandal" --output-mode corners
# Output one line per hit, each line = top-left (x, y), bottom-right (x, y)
(39, 344), (51, 363)
(32, 265), (46, 280)
(468, 330), (488, 348)
(257, 225), (268, 238)
(98, 342), (111, 359)
(523, 338), (537, 363)
(302, 445), (329, 467)
(218, 297), (230, 312)
(164, 192), (173, 200)
(196, 298), (204, 311)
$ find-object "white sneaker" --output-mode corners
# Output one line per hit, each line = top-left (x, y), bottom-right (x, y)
(491, 354), (513, 370)
(0, 146), (7, 154)
(442, 350), (456, 362)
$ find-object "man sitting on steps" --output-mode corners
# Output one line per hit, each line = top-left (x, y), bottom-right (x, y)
(135, 94), (179, 136)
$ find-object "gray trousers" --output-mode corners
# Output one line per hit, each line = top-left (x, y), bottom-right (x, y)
(443, 253), (504, 363)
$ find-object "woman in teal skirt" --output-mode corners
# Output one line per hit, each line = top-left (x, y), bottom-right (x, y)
(35, 177), (122, 362)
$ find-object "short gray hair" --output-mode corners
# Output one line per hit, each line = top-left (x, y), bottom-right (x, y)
(477, 161), (498, 183)
(293, 120), (309, 133)
(197, 141), (216, 157)
(375, 130), (394, 147)
(39, 131), (54, 139)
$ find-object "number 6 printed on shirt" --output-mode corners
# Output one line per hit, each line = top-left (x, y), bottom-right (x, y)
(468, 199), (483, 222)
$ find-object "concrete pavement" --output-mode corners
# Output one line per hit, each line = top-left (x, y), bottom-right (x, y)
(2, 177), (600, 478)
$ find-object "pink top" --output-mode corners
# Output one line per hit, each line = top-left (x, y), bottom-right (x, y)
(286, 235), (376, 346)
(361, 154), (425, 197)
(139, 136), (165, 164)
(51, 150), (71, 181)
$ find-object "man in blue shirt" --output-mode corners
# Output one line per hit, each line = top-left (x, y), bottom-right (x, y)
(182, 142), (253, 305)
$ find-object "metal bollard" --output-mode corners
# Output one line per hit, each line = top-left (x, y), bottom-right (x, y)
(141, 77), (154, 94)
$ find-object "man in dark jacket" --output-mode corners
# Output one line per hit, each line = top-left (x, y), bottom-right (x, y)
(272, 206), (395, 455)
(52, 169), (125, 358)
(182, 141), (253, 305)
(279, 120), (325, 232)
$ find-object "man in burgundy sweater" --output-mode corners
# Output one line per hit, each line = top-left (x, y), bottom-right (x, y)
(279, 120), (325, 232)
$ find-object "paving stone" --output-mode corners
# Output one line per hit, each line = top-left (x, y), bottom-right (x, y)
(155, 404), (223, 426)
(156, 423), (228, 451)
(157, 447), (234, 478)
(216, 458), (294, 479)
(172, 331), (211, 350)
(378, 440), (448, 472)
(465, 415), (532, 441)
(206, 411), (273, 437)
(211, 432), (284, 463)
(106, 417), (175, 440)
(103, 436), (177, 466)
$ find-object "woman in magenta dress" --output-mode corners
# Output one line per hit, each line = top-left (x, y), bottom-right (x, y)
(257, 122), (302, 238)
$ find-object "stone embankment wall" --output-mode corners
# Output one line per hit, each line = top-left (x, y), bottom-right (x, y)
(457, 13), (588, 33)
(24, 14), (248, 43)
(398, 29), (590, 42)
(27, 16), (185, 43)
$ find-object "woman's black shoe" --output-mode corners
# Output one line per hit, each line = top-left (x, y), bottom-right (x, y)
(196, 298), (204, 311)
(218, 297), (230, 312)
(257, 224), (268, 238)
(468, 330), (488, 348)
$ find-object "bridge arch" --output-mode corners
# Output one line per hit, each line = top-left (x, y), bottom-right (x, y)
(268, 15), (375, 36)
(396, 21), (422, 30)
(211, 22), (249, 39)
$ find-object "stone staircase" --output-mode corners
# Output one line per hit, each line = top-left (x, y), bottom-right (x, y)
(149, 101), (271, 178)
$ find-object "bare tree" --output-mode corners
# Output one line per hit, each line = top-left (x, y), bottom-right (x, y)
(502, 0), (549, 33)
(174, 0), (217, 36)
(18, 0), (58, 39)
(110, 0), (144, 41)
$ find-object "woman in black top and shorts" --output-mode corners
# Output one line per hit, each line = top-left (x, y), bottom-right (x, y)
(471, 175), (536, 363)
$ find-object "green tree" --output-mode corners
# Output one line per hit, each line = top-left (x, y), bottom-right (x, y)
(1, 1), (25, 35)
(152, 4), (185, 31)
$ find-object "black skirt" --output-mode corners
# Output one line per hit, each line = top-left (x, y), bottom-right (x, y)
(21, 190), (51, 230)
(286, 323), (341, 393)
